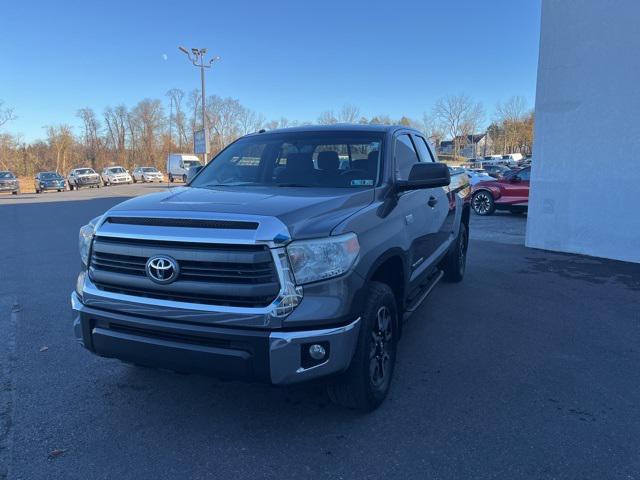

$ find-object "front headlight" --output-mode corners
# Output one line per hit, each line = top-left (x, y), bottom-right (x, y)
(79, 216), (101, 266)
(286, 233), (360, 285)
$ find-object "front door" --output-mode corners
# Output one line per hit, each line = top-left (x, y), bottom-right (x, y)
(393, 134), (447, 284)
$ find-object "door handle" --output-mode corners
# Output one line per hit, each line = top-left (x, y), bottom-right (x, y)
(427, 196), (438, 207)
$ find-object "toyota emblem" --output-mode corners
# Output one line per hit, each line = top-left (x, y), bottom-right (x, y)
(145, 255), (179, 284)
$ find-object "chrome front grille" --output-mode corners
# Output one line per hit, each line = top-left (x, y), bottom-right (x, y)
(89, 236), (280, 308)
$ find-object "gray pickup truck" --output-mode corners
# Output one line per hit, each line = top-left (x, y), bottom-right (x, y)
(72, 125), (470, 410)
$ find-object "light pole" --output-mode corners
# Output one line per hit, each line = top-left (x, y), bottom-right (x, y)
(178, 46), (221, 163)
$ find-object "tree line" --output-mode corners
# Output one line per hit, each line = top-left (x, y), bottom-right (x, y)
(0, 92), (534, 176)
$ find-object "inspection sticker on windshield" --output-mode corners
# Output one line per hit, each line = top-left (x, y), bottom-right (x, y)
(350, 179), (373, 186)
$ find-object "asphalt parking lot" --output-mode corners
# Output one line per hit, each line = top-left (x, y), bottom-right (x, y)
(1, 185), (639, 480)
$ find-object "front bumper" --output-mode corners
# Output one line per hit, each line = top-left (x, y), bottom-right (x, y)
(78, 178), (101, 185)
(109, 177), (132, 184)
(71, 292), (360, 385)
(0, 183), (19, 192)
(39, 183), (65, 190)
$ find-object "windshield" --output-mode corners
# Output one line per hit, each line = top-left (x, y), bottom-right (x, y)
(191, 131), (383, 189)
(41, 172), (62, 179)
(76, 169), (95, 175)
(109, 167), (126, 173)
(142, 167), (158, 172)
(0, 171), (15, 179)
(183, 160), (202, 168)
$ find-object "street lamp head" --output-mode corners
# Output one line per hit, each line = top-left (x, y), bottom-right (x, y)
(191, 48), (199, 55)
(178, 46), (189, 54)
(200, 48), (207, 54)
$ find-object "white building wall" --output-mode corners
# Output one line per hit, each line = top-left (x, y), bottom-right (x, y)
(526, 0), (640, 263)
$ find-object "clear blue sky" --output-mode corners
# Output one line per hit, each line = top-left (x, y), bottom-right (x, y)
(1, 0), (541, 141)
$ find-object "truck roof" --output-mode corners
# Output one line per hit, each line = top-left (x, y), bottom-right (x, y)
(245, 123), (417, 136)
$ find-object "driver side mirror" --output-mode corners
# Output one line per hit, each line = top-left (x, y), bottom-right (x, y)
(186, 165), (204, 183)
(396, 163), (451, 191)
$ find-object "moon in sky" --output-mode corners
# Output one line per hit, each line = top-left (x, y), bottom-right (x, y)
(162, 54), (168, 61)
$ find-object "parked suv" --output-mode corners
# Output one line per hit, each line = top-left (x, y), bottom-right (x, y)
(68, 168), (101, 190)
(72, 125), (470, 410)
(34, 171), (66, 193)
(0, 171), (20, 195)
(471, 166), (531, 215)
(101, 166), (133, 186)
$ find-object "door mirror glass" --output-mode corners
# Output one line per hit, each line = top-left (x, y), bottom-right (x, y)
(396, 163), (450, 191)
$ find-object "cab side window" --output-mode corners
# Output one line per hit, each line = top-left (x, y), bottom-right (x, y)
(517, 168), (531, 181)
(395, 134), (420, 181)
(412, 135), (435, 162)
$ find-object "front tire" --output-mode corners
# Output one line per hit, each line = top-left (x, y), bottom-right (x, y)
(169, 174), (174, 183)
(327, 281), (398, 411)
(182, 174), (187, 183)
(472, 191), (496, 216)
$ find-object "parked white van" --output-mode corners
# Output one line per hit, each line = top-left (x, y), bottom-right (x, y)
(167, 154), (203, 183)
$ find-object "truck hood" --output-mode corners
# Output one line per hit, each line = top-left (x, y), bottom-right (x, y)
(107, 186), (375, 239)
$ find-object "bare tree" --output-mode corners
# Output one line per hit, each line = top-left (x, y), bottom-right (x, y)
(421, 112), (445, 148)
(339, 103), (360, 123)
(0, 100), (16, 128)
(187, 89), (202, 138)
(46, 124), (74, 173)
(77, 107), (102, 169)
(166, 88), (187, 150)
(317, 110), (338, 125)
(104, 105), (128, 164)
(369, 114), (393, 125)
(433, 94), (484, 158)
(495, 95), (530, 153)
(131, 99), (164, 167)
(238, 107), (265, 135)
(206, 96), (244, 153)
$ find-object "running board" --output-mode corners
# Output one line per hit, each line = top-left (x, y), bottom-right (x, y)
(403, 269), (444, 321)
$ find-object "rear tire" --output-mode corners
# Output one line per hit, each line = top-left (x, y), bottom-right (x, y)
(327, 281), (398, 411)
(472, 191), (495, 216)
(442, 223), (468, 283)
(69, 183), (74, 191)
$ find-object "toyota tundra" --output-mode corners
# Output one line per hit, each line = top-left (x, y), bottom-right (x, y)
(72, 125), (470, 410)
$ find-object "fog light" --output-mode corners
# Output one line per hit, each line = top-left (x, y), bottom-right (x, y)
(308, 344), (326, 360)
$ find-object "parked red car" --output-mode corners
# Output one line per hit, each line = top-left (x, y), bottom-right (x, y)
(471, 167), (530, 215)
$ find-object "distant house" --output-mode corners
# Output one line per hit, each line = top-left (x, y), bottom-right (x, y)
(437, 134), (490, 158)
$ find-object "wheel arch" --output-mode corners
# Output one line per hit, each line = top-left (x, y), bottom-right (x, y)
(365, 249), (408, 335)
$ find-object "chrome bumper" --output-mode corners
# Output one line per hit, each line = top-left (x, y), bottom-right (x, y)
(72, 292), (360, 385)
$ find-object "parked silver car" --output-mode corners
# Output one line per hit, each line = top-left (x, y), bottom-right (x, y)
(132, 166), (165, 183)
